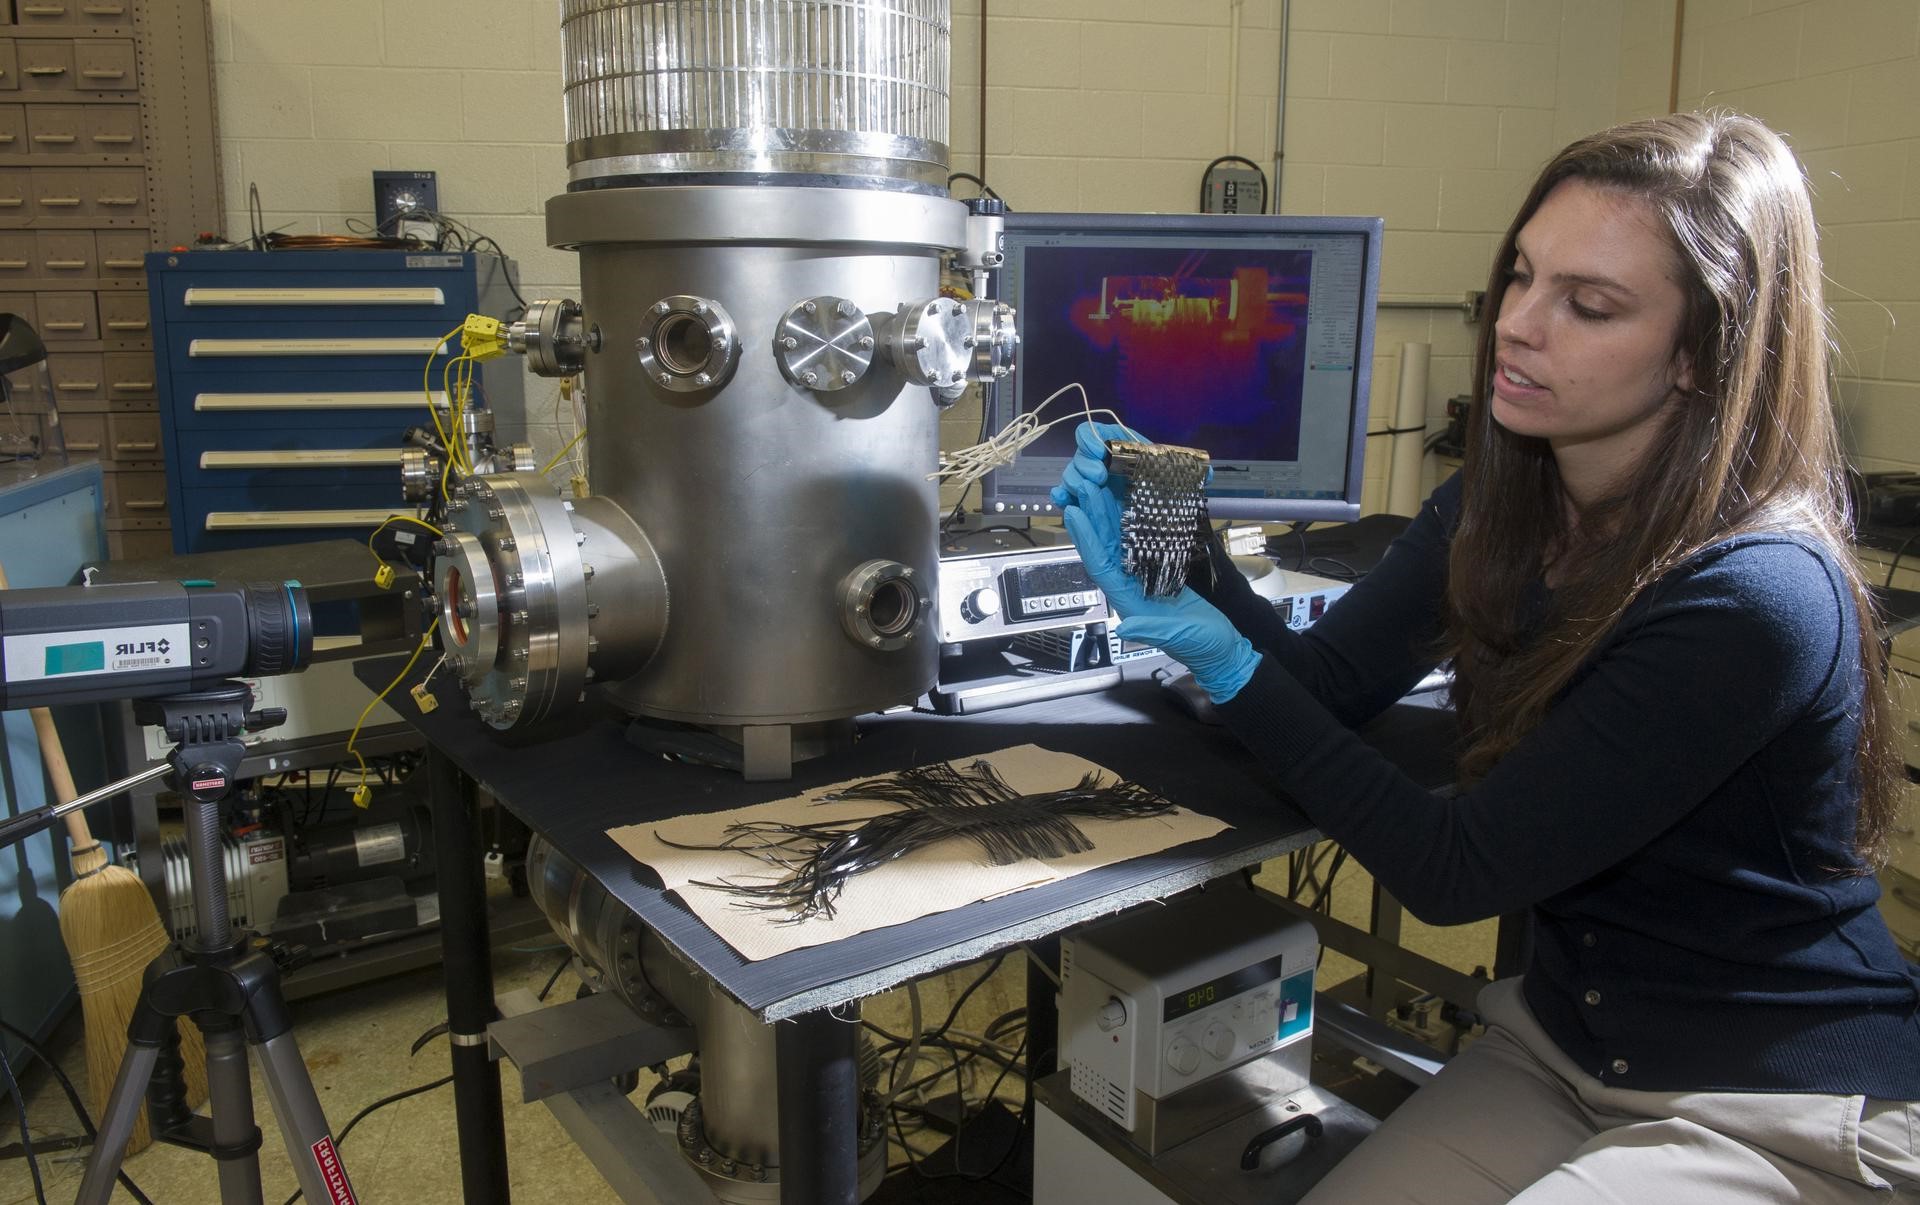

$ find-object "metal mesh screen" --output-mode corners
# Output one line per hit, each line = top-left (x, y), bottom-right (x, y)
(559, 0), (949, 151)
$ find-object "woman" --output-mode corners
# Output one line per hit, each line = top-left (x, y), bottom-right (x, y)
(1054, 111), (1920, 1201)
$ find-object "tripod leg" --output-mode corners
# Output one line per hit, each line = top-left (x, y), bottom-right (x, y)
(255, 1031), (357, 1205)
(74, 1044), (159, 1205)
(204, 1025), (265, 1204)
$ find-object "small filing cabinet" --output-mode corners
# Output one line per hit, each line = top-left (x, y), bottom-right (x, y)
(147, 250), (524, 555)
(0, 0), (223, 559)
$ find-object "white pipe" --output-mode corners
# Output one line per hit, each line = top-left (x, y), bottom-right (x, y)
(1227, 0), (1242, 152)
(1387, 342), (1430, 517)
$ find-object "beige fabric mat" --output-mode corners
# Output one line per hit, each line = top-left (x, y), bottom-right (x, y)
(608, 743), (1231, 962)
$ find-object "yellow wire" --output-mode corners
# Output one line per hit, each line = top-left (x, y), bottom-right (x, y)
(423, 323), (463, 462)
(541, 428), (587, 475)
(365, 514), (443, 572)
(346, 618), (440, 783)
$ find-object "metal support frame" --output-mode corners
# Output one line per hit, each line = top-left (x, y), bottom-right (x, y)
(1253, 886), (1488, 1016)
(427, 747), (510, 1204)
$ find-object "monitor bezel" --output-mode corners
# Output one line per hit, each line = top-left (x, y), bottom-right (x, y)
(979, 210), (1385, 524)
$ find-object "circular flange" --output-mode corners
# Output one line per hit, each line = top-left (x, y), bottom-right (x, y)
(636, 295), (739, 393)
(772, 296), (874, 392)
(838, 559), (929, 652)
(889, 296), (971, 393)
(438, 472), (594, 728)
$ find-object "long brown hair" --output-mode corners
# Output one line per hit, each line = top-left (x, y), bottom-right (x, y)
(1447, 109), (1904, 868)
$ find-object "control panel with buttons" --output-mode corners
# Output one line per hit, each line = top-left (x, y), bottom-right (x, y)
(1059, 884), (1317, 1134)
(934, 541), (1108, 644)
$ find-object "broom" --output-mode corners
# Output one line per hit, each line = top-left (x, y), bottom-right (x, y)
(0, 561), (207, 1154)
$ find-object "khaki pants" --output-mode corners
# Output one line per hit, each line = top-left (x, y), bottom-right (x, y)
(1300, 978), (1920, 1203)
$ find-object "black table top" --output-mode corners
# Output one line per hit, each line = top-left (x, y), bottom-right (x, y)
(360, 656), (1456, 1020)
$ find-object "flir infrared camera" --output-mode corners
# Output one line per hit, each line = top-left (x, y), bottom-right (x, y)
(0, 578), (311, 709)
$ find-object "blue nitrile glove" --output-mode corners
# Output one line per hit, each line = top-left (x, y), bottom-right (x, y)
(1051, 422), (1259, 703)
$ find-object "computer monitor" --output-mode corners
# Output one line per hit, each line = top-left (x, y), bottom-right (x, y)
(978, 212), (1384, 523)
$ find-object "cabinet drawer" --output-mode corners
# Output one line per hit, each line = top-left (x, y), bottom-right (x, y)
(47, 350), (101, 399)
(105, 410), (158, 460)
(83, 105), (139, 154)
(0, 295), (37, 335)
(0, 165), (28, 213)
(35, 290), (95, 340)
(171, 368), (445, 430)
(37, 229), (94, 275)
(25, 106), (82, 155)
(17, 1), (79, 23)
(32, 166), (93, 217)
(0, 42), (17, 92)
(73, 39), (135, 91)
(106, 528), (174, 560)
(62, 410), (104, 455)
(0, 105), (22, 156)
(102, 467), (167, 519)
(90, 166), (142, 216)
(179, 427), (407, 488)
(95, 229), (143, 279)
(17, 41), (74, 93)
(76, 1), (135, 26)
(103, 349), (151, 395)
(97, 291), (148, 336)
(0, 230), (31, 278)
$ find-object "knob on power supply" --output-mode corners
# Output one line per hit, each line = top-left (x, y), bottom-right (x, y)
(960, 587), (1002, 624)
(1166, 1036), (1201, 1076)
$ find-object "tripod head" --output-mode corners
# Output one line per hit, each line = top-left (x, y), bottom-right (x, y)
(131, 682), (288, 807)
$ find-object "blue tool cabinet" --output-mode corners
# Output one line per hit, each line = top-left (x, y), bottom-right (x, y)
(145, 250), (523, 555)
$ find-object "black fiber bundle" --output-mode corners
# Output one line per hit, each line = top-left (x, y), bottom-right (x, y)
(659, 760), (1175, 922)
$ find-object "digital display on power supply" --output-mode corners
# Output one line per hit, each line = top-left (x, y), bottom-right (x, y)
(1163, 952), (1289, 1022)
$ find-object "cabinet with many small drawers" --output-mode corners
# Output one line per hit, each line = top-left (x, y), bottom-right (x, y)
(146, 249), (523, 554)
(0, 0), (221, 559)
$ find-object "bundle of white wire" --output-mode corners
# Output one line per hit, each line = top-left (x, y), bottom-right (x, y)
(929, 382), (1145, 491)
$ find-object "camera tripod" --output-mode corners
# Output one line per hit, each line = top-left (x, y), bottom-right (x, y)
(75, 682), (358, 1205)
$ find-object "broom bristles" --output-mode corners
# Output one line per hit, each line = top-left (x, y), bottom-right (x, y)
(60, 862), (209, 1157)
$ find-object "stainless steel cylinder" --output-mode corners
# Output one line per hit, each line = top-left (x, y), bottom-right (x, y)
(548, 184), (963, 729)
(560, 0), (950, 190)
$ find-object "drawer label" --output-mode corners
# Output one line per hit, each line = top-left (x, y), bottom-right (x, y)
(405, 254), (461, 269)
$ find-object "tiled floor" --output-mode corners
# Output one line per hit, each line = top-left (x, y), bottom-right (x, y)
(0, 853), (1487, 1205)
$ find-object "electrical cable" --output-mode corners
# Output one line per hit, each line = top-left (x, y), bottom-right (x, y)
(1884, 531), (1920, 591)
(344, 619), (440, 793)
(536, 951), (571, 1003)
(540, 428), (587, 476)
(280, 1074), (454, 1205)
(0, 1017), (153, 1205)
(365, 515), (442, 576)
(931, 381), (1142, 491)
(945, 172), (1003, 204)
(0, 1038), (47, 1205)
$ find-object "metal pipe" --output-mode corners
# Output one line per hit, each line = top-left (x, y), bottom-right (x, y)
(775, 1012), (861, 1205)
(1273, 0), (1289, 209)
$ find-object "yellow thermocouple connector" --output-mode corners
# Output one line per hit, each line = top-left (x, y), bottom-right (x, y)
(373, 563), (396, 589)
(461, 313), (509, 361)
(352, 784), (373, 808)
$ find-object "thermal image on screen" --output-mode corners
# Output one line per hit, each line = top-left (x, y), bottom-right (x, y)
(1016, 244), (1314, 459)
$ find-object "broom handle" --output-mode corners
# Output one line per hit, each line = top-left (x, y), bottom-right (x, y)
(30, 705), (96, 848)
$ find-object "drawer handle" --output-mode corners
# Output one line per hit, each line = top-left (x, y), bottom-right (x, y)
(42, 321), (85, 331)
(105, 319), (146, 330)
(66, 440), (100, 452)
(102, 257), (141, 269)
(32, 134), (76, 145)
(0, 260), (27, 269)
(26, 66), (71, 77)
(45, 259), (88, 269)
(83, 3), (125, 12)
(55, 381), (99, 391)
(0, 135), (15, 144)
(122, 500), (165, 511)
(0, 199), (24, 208)
(110, 379), (152, 391)
(97, 195), (138, 206)
(40, 197), (83, 207)
(114, 440), (156, 452)
(81, 69), (128, 81)
(90, 134), (133, 144)
(20, 3), (70, 12)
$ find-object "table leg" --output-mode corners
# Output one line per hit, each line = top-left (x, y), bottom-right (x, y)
(774, 1010), (859, 1205)
(427, 746), (510, 1204)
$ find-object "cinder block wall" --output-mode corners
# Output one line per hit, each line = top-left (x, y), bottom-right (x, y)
(206, 1), (1764, 517)
(1667, 1), (1920, 475)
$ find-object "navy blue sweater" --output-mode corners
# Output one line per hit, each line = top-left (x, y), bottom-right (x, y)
(1199, 474), (1920, 1096)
